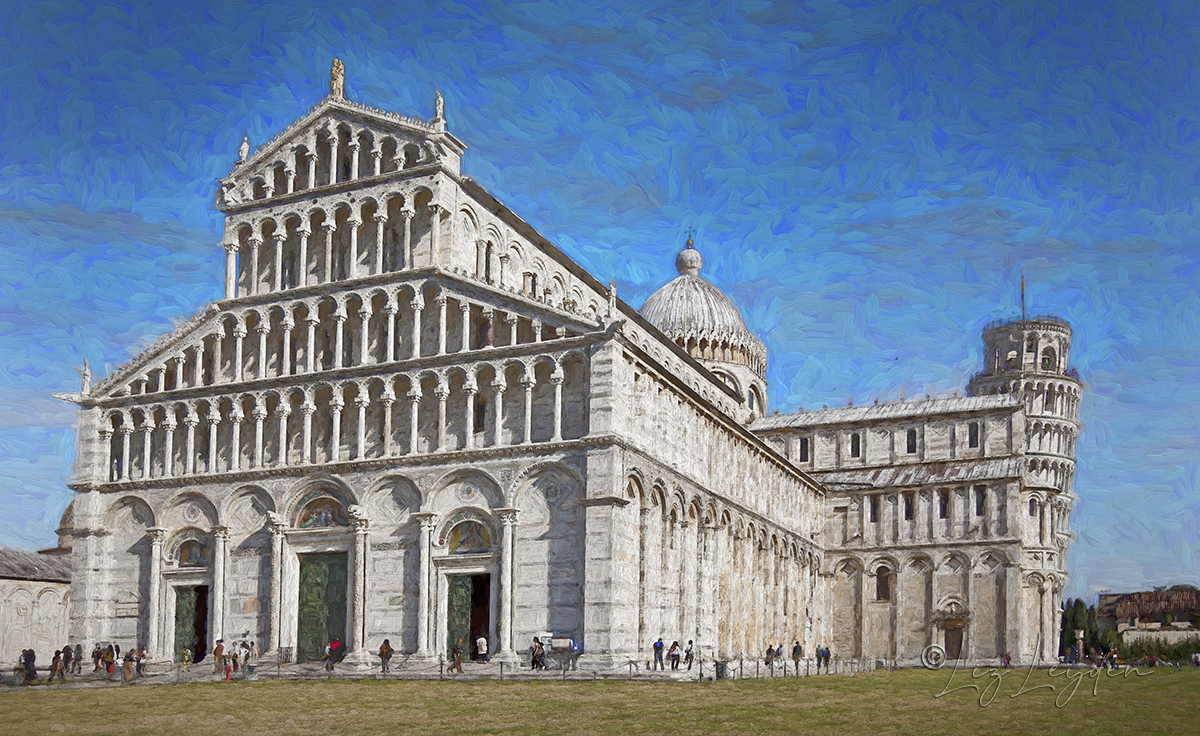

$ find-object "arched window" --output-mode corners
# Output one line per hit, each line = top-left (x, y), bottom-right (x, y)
(876, 567), (891, 601)
(1029, 498), (1037, 517)
(1041, 347), (1057, 371)
(447, 521), (493, 554)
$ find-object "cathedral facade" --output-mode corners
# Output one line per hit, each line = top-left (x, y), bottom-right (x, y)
(52, 63), (1076, 668)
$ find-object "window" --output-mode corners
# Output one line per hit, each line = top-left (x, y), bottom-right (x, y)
(474, 401), (487, 433)
(975, 487), (986, 516)
(850, 432), (861, 458)
(939, 491), (949, 519)
(906, 428), (917, 454)
(876, 567), (891, 601)
(1029, 498), (1037, 517)
(798, 437), (809, 462)
(968, 422), (979, 448)
(904, 493), (913, 521)
(869, 495), (879, 523)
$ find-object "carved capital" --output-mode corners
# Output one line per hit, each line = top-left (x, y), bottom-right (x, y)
(412, 511), (438, 531)
(147, 527), (168, 545)
(211, 526), (231, 541)
(247, 236), (263, 249)
(495, 507), (519, 525)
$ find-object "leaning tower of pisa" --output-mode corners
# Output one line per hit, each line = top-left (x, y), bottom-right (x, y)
(967, 315), (1081, 661)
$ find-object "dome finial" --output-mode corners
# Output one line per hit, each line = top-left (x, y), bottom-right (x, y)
(676, 230), (702, 276)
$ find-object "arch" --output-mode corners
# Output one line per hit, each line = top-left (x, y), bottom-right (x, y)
(162, 491), (220, 529)
(282, 473), (358, 525)
(104, 495), (156, 529)
(224, 485), (275, 548)
(167, 527), (211, 568)
(429, 467), (504, 512)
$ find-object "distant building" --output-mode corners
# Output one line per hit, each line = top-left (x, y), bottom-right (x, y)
(1098, 590), (1200, 642)
(0, 546), (72, 657)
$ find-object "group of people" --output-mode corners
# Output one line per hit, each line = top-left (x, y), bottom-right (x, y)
(13, 642), (148, 685)
(211, 636), (260, 678)
(650, 638), (696, 671)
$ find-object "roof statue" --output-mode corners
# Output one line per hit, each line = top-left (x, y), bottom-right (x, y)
(237, 136), (249, 164)
(331, 58), (345, 99)
(435, 89), (444, 120)
(77, 360), (91, 396)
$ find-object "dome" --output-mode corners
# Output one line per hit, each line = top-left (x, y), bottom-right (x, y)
(639, 240), (767, 378)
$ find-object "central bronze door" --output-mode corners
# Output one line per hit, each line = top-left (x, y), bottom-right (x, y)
(297, 552), (348, 663)
(945, 626), (964, 660)
(446, 574), (490, 659)
(173, 585), (209, 662)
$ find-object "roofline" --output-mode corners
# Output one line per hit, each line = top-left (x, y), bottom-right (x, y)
(754, 394), (1024, 431)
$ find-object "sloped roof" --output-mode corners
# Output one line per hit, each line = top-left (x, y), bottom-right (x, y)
(0, 546), (72, 583)
(1099, 591), (1200, 620)
(752, 394), (1023, 431)
(809, 457), (1024, 490)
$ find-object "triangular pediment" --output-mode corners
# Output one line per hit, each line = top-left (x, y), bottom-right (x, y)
(219, 96), (468, 209)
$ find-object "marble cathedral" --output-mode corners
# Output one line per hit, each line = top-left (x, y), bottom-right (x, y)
(50, 62), (1078, 668)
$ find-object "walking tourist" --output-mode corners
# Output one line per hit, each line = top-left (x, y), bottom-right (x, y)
(684, 640), (695, 670)
(475, 632), (488, 662)
(379, 639), (394, 673)
(73, 643), (83, 674)
(449, 639), (464, 673)
(653, 638), (665, 671)
(668, 641), (681, 670)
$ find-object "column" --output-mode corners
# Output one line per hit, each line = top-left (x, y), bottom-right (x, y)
(435, 292), (447, 355)
(401, 207), (415, 269)
(383, 305), (398, 362)
(212, 527), (229, 645)
(380, 393), (394, 456)
(173, 354), (187, 390)
(521, 375), (535, 444)
(434, 382), (449, 451)
(463, 383), (476, 450)
(272, 233), (285, 292)
(480, 308), (495, 349)
(329, 396), (343, 462)
(355, 395), (368, 459)
(492, 378), (506, 446)
(284, 166), (295, 194)
(140, 418), (155, 479)
(306, 135), (317, 187)
(498, 254), (509, 289)
(229, 407), (243, 471)
(358, 306), (372, 366)
(351, 515), (369, 656)
(372, 214), (386, 274)
(506, 313), (518, 347)
(371, 147), (382, 176)
(348, 141), (360, 181)
(162, 416), (176, 477)
(332, 311), (346, 369)
(247, 236), (261, 295)
(414, 513), (437, 659)
(266, 518), (285, 655)
(190, 347), (202, 387)
(275, 404), (290, 467)
(967, 559), (980, 660)
(301, 401), (315, 464)
(428, 204), (442, 265)
(147, 528), (166, 659)
(409, 295), (424, 359)
(550, 370), (564, 442)
(321, 222), (336, 283)
(495, 508), (519, 662)
(252, 401), (267, 468)
(459, 302), (470, 353)
(233, 324), (246, 382)
(297, 227), (310, 288)
(99, 428), (114, 481)
(407, 387), (421, 455)
(153, 367), (165, 393)
(224, 243), (238, 299)
(206, 416), (219, 473)
(347, 217), (362, 279)
(305, 317), (318, 373)
(532, 319), (542, 342)
(256, 323), (269, 379)
(212, 330), (223, 385)
(119, 426), (133, 481)
(272, 320), (290, 379)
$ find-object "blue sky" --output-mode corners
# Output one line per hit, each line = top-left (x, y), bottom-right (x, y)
(1, 0), (1197, 600)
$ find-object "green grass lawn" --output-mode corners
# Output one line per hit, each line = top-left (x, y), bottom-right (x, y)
(1, 666), (1197, 736)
